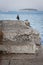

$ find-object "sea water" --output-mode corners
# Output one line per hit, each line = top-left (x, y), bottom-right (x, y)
(0, 11), (43, 44)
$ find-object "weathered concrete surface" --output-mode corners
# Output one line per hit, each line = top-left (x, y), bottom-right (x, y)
(0, 47), (43, 65)
(0, 20), (41, 53)
(0, 59), (43, 65)
(0, 44), (36, 53)
(0, 45), (43, 65)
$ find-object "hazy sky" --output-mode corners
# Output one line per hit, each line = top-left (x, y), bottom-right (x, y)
(0, 0), (43, 11)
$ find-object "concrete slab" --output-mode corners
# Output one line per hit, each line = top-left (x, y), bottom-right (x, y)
(0, 60), (9, 65)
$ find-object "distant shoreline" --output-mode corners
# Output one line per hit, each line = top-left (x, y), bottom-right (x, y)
(20, 8), (38, 11)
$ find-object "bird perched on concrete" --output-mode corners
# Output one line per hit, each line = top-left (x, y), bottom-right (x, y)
(16, 15), (20, 20)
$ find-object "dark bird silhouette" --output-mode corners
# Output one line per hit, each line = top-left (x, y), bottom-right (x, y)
(16, 15), (20, 20)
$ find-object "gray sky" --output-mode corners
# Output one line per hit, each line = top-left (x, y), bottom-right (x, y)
(0, 0), (43, 11)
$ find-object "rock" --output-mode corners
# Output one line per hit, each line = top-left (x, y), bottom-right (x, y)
(24, 20), (30, 26)
(0, 20), (41, 54)
(0, 31), (3, 44)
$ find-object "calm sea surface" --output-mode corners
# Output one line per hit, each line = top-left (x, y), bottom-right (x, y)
(0, 11), (43, 44)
